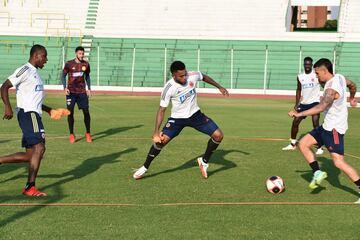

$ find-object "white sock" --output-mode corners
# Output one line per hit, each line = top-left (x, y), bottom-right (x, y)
(290, 139), (297, 145)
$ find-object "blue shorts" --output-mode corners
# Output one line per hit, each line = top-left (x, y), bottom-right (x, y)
(297, 102), (319, 118)
(162, 110), (219, 139)
(17, 109), (45, 148)
(66, 93), (89, 110)
(309, 126), (344, 155)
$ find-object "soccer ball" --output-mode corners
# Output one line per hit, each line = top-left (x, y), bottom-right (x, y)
(266, 176), (285, 194)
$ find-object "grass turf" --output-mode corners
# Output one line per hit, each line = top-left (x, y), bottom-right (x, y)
(0, 94), (359, 239)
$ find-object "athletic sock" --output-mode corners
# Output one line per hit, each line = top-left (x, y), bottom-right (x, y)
(68, 114), (74, 134)
(354, 179), (360, 189)
(25, 182), (35, 190)
(290, 139), (297, 146)
(83, 109), (91, 133)
(143, 144), (162, 169)
(203, 138), (221, 163)
(309, 161), (320, 173)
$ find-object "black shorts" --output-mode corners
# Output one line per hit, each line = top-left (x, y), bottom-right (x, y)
(162, 111), (219, 139)
(296, 102), (319, 119)
(17, 109), (45, 148)
(66, 93), (89, 110)
(309, 126), (344, 155)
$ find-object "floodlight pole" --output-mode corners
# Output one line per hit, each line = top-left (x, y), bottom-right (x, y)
(131, 44), (136, 92)
(197, 45), (200, 88)
(62, 45), (65, 69)
(164, 44), (167, 84)
(97, 44), (100, 86)
(230, 47), (234, 89)
(263, 45), (268, 95)
(333, 48), (336, 74)
(298, 46), (302, 74)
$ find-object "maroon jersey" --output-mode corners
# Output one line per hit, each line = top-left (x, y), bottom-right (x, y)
(63, 59), (91, 94)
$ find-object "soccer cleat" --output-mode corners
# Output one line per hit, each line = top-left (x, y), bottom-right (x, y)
(69, 134), (76, 143)
(133, 166), (147, 180)
(85, 133), (92, 143)
(309, 170), (328, 189)
(282, 144), (296, 151)
(22, 186), (47, 197)
(315, 148), (324, 155)
(197, 157), (209, 179)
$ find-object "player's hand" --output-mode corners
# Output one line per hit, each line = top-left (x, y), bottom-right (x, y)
(50, 108), (71, 120)
(350, 98), (358, 107)
(86, 90), (91, 98)
(3, 105), (13, 120)
(219, 87), (229, 96)
(288, 110), (300, 118)
(152, 132), (165, 144)
(64, 88), (70, 95)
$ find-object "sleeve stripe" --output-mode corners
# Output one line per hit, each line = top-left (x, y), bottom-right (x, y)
(161, 83), (172, 100)
(16, 66), (29, 78)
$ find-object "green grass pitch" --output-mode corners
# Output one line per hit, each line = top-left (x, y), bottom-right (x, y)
(1, 94), (359, 239)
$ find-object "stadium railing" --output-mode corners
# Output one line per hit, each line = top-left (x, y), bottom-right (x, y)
(1, 38), (360, 93)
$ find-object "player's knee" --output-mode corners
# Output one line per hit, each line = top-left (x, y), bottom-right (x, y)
(298, 140), (308, 152)
(212, 130), (224, 142)
(34, 144), (46, 156)
(333, 159), (346, 170)
(82, 108), (90, 116)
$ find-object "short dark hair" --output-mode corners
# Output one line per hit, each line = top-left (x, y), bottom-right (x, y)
(314, 58), (333, 74)
(304, 57), (313, 63)
(30, 44), (46, 57)
(170, 61), (186, 74)
(75, 46), (85, 52)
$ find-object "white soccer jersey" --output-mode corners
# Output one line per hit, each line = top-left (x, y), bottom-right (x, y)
(322, 74), (348, 134)
(8, 62), (45, 115)
(160, 71), (203, 118)
(298, 71), (321, 104)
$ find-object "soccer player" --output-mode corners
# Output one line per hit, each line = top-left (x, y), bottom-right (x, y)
(61, 46), (92, 143)
(283, 57), (323, 155)
(288, 58), (360, 203)
(0, 44), (69, 196)
(133, 61), (229, 179)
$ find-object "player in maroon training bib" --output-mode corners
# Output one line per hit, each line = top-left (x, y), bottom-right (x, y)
(61, 46), (92, 143)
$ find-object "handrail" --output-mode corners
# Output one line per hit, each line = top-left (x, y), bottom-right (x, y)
(0, 11), (10, 26)
(30, 12), (66, 28)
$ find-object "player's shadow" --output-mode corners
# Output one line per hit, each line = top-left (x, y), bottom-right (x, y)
(41, 147), (137, 190)
(79, 125), (143, 142)
(142, 149), (249, 179)
(296, 156), (359, 197)
(0, 140), (11, 144)
(0, 162), (29, 185)
(0, 148), (137, 228)
(0, 185), (68, 228)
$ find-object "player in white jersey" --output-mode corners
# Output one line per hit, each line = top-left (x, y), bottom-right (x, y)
(283, 57), (323, 155)
(133, 61), (229, 179)
(288, 58), (360, 203)
(0, 45), (69, 197)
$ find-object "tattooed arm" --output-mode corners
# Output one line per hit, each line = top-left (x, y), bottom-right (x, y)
(288, 88), (336, 118)
(346, 79), (357, 107)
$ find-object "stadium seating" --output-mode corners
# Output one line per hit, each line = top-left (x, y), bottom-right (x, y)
(0, 0), (88, 36)
(1, 0), (360, 90)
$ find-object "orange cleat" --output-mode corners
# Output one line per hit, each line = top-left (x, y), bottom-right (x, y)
(85, 133), (92, 143)
(69, 134), (76, 143)
(22, 186), (47, 197)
